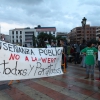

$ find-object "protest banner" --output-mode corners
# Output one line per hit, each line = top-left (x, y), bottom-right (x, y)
(0, 41), (63, 81)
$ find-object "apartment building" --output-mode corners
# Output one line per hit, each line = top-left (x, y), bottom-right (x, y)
(9, 27), (36, 47)
(34, 25), (56, 37)
(56, 32), (67, 37)
(96, 26), (100, 40)
(9, 25), (56, 47)
(67, 24), (97, 43)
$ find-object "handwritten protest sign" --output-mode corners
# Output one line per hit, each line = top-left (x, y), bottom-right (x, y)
(0, 41), (63, 81)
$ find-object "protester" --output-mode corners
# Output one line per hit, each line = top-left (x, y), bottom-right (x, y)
(81, 41), (98, 80)
(60, 39), (67, 69)
(80, 40), (87, 67)
(51, 41), (56, 47)
(96, 37), (100, 82)
(24, 44), (27, 47)
(92, 42), (97, 68)
(69, 45), (75, 63)
(45, 41), (51, 48)
(74, 42), (80, 64)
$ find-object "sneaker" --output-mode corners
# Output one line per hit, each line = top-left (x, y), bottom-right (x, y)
(84, 77), (89, 79)
(84, 74), (89, 79)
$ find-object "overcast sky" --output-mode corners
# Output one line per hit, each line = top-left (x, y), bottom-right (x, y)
(0, 0), (100, 34)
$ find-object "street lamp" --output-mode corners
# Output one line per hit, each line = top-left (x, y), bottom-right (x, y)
(81, 17), (87, 41)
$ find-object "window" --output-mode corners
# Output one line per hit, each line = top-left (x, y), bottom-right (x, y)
(12, 36), (14, 38)
(49, 31), (51, 34)
(16, 40), (18, 43)
(77, 34), (81, 36)
(12, 31), (14, 34)
(16, 31), (18, 34)
(20, 39), (22, 42)
(93, 28), (95, 30)
(19, 35), (22, 38)
(12, 40), (14, 43)
(87, 31), (89, 33)
(53, 32), (55, 34)
(16, 36), (18, 38)
(20, 31), (22, 34)
(77, 31), (81, 33)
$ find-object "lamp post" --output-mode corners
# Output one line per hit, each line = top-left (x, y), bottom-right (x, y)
(81, 17), (87, 41)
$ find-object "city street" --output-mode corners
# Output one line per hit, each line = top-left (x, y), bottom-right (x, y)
(0, 63), (100, 100)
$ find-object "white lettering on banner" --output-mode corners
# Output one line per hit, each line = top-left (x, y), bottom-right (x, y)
(0, 41), (63, 81)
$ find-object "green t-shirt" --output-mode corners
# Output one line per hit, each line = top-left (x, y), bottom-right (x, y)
(81, 47), (98, 65)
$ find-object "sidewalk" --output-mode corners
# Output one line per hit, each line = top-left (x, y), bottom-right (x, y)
(0, 64), (100, 100)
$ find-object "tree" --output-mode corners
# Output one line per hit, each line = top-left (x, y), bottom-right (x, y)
(37, 32), (55, 47)
(56, 36), (67, 46)
(48, 33), (56, 44)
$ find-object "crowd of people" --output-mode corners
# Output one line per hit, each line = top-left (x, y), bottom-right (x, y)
(66, 37), (100, 89)
(23, 38), (100, 87)
(12, 38), (100, 89)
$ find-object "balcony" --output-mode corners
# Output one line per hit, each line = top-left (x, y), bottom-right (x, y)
(96, 32), (100, 36)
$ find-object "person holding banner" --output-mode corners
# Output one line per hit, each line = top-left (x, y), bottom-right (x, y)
(45, 41), (51, 48)
(51, 41), (56, 47)
(60, 39), (67, 71)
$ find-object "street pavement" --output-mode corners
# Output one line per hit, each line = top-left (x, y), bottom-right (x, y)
(0, 63), (100, 100)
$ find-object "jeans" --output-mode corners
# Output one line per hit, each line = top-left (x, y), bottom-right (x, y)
(86, 65), (94, 75)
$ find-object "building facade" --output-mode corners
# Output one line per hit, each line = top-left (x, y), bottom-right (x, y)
(9, 27), (36, 47)
(67, 25), (97, 43)
(9, 25), (56, 47)
(56, 32), (67, 37)
(0, 34), (10, 42)
(96, 26), (100, 41)
(34, 25), (56, 37)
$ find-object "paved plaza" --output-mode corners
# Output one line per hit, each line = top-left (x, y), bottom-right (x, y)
(0, 64), (100, 100)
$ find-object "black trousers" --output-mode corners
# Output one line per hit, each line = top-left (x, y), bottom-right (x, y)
(75, 52), (80, 64)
